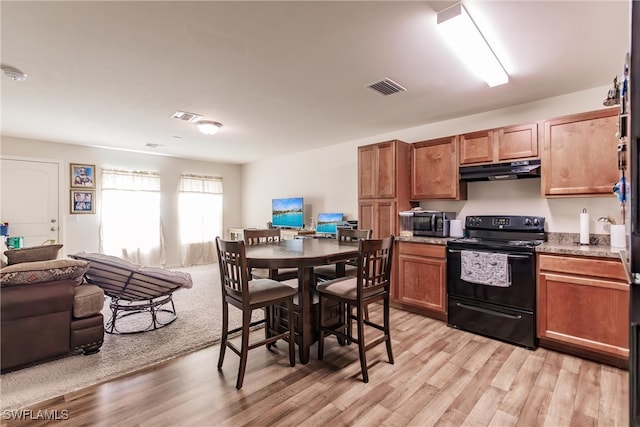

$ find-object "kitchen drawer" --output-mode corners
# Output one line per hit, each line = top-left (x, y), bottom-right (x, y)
(538, 254), (627, 281)
(398, 242), (445, 259)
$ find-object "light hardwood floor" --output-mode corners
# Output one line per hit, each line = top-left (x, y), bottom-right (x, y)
(2, 306), (629, 427)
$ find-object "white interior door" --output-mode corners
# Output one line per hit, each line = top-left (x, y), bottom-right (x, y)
(1, 158), (59, 247)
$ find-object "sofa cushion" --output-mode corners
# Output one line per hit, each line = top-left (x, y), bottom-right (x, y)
(0, 259), (89, 287)
(73, 284), (105, 318)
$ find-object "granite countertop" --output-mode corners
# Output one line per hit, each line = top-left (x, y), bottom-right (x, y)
(395, 235), (451, 245)
(536, 232), (626, 260)
(395, 233), (627, 260)
(535, 242), (624, 259)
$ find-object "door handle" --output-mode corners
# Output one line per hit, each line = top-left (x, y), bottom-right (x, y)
(51, 219), (56, 223)
(455, 302), (522, 320)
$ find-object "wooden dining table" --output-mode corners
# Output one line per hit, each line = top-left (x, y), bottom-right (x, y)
(244, 237), (359, 364)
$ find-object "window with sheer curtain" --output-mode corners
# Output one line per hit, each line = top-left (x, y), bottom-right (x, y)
(178, 174), (223, 266)
(100, 169), (165, 266)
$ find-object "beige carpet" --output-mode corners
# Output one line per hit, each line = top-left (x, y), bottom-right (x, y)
(0, 263), (263, 411)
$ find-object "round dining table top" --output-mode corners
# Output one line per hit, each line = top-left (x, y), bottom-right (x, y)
(243, 238), (359, 269)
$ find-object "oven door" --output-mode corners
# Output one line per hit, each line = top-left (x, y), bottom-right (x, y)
(446, 245), (535, 311)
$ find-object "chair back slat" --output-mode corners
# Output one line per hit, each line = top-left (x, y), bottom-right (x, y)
(215, 237), (250, 297)
(357, 236), (394, 295)
(244, 228), (282, 245)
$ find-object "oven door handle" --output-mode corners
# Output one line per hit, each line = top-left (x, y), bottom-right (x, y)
(447, 248), (531, 260)
(455, 302), (523, 320)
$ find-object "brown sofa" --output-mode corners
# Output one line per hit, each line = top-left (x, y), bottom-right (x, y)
(0, 259), (105, 371)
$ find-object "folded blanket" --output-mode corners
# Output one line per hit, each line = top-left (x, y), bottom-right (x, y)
(460, 250), (510, 287)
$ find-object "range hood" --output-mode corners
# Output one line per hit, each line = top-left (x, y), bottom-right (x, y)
(459, 159), (541, 182)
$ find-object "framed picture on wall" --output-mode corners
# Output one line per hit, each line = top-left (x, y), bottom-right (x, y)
(71, 190), (95, 214)
(70, 163), (95, 189)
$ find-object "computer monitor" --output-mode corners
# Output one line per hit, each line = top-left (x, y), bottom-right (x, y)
(316, 213), (343, 235)
(272, 197), (304, 229)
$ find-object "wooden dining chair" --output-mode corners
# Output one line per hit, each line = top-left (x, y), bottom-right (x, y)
(317, 236), (394, 383)
(215, 237), (296, 389)
(243, 228), (298, 281)
(315, 228), (374, 327)
(314, 228), (373, 282)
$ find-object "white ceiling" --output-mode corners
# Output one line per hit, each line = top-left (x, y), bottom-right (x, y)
(0, 1), (630, 165)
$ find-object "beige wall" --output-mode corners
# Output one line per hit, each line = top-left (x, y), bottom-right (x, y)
(241, 85), (621, 235)
(1, 84), (623, 268)
(1, 136), (242, 267)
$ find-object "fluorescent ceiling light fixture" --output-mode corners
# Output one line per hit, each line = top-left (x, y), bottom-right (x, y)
(196, 120), (223, 135)
(437, 3), (508, 87)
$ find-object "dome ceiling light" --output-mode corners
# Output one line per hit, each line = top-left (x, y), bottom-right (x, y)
(195, 120), (223, 135)
(172, 111), (222, 135)
(1, 65), (27, 81)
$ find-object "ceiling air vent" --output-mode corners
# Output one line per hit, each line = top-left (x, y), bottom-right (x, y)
(367, 78), (406, 96)
(172, 111), (203, 123)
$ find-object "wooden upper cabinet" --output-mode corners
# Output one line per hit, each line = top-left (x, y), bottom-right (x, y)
(358, 140), (403, 199)
(358, 144), (376, 199)
(498, 123), (539, 161)
(459, 130), (494, 165)
(460, 123), (539, 165)
(542, 108), (620, 197)
(358, 140), (410, 199)
(357, 140), (411, 238)
(411, 136), (466, 200)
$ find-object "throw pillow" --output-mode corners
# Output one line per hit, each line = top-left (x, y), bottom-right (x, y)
(4, 244), (63, 265)
(0, 258), (89, 287)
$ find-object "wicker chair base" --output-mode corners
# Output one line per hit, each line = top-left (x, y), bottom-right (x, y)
(105, 294), (177, 334)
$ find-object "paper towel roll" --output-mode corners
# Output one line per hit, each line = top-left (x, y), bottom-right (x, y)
(449, 220), (463, 238)
(579, 210), (589, 245)
(611, 224), (626, 248)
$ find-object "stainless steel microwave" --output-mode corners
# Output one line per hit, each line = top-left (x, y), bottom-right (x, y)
(399, 210), (456, 237)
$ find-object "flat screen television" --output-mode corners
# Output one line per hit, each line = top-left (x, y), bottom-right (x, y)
(316, 212), (343, 235)
(272, 197), (304, 229)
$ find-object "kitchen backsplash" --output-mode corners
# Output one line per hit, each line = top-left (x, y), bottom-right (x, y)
(418, 179), (622, 234)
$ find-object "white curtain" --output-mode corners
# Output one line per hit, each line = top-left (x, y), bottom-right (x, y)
(178, 174), (223, 266)
(99, 169), (166, 266)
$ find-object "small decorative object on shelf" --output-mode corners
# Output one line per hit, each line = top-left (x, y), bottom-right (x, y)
(603, 76), (621, 106)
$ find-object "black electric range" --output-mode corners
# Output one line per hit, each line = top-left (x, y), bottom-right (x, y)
(446, 215), (546, 349)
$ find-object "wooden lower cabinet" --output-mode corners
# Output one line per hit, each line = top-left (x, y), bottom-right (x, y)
(394, 242), (446, 321)
(537, 253), (629, 367)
